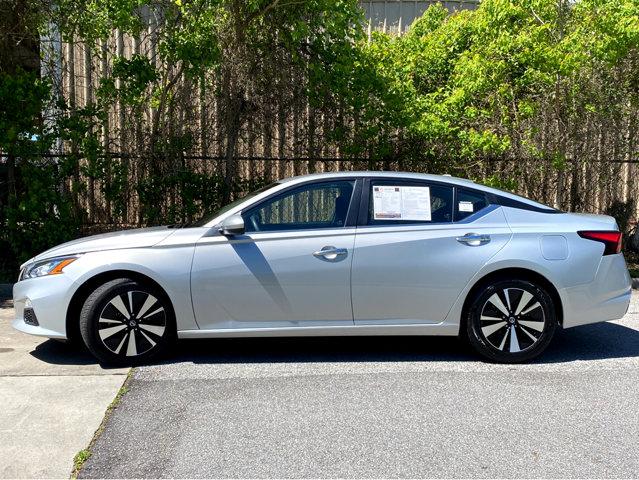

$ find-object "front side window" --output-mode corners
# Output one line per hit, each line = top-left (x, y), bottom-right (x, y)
(367, 182), (454, 225)
(243, 180), (355, 232)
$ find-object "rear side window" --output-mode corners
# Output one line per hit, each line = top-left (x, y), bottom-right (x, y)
(367, 183), (453, 225)
(455, 188), (489, 221)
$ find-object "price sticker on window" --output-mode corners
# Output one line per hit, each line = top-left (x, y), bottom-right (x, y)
(458, 201), (474, 213)
(373, 186), (431, 221)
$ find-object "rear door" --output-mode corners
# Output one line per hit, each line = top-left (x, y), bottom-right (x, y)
(351, 178), (512, 325)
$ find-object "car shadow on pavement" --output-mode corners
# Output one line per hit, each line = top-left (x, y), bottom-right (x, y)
(173, 335), (475, 364)
(28, 340), (123, 368)
(540, 321), (639, 363)
(28, 321), (639, 366)
(164, 320), (639, 366)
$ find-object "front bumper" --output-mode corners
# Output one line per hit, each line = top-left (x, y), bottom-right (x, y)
(561, 253), (632, 328)
(12, 274), (75, 339)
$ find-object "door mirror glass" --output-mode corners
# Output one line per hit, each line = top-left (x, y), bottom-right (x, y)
(220, 214), (245, 236)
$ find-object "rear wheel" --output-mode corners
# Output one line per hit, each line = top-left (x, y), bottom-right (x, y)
(79, 278), (175, 366)
(465, 279), (557, 363)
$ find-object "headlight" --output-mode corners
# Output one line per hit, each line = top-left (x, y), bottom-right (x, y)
(21, 255), (80, 280)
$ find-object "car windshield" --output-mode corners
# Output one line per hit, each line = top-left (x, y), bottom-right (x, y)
(189, 182), (280, 227)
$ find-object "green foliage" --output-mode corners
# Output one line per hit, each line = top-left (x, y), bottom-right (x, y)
(0, 69), (53, 156)
(55, 0), (148, 43)
(0, 69), (80, 268)
(337, 0), (639, 184)
(482, 174), (519, 192)
(137, 171), (269, 225)
(0, 68), (98, 267)
(110, 54), (159, 105)
(605, 199), (636, 236)
(5, 160), (81, 264)
(71, 449), (91, 479)
(137, 170), (225, 225)
(3, 0), (639, 277)
(161, 2), (221, 77)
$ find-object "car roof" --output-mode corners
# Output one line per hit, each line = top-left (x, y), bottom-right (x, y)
(280, 171), (553, 211)
(280, 171), (475, 186)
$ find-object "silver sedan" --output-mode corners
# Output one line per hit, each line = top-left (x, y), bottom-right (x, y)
(12, 172), (632, 365)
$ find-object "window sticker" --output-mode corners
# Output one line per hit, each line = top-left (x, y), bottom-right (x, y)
(458, 201), (474, 213)
(373, 186), (401, 219)
(373, 186), (431, 221)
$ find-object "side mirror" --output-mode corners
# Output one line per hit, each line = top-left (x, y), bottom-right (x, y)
(219, 214), (245, 236)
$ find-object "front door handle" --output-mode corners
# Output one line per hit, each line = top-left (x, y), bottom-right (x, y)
(456, 233), (491, 246)
(313, 246), (348, 260)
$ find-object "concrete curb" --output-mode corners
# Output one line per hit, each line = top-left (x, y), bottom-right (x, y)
(0, 284), (12, 303)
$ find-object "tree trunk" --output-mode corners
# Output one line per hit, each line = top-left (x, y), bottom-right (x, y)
(223, 91), (245, 204)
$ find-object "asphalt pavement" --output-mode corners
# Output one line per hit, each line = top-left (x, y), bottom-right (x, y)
(79, 292), (639, 478)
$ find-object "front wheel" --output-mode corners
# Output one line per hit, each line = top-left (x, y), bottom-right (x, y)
(79, 278), (175, 366)
(465, 279), (557, 363)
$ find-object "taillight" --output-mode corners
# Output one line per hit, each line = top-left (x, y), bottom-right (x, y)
(577, 231), (622, 255)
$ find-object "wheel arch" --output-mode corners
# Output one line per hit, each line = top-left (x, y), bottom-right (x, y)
(66, 269), (176, 343)
(460, 267), (564, 330)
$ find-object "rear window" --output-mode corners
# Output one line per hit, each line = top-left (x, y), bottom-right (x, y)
(455, 188), (489, 221)
(482, 184), (559, 212)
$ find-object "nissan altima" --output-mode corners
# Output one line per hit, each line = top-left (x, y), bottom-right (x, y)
(12, 172), (632, 365)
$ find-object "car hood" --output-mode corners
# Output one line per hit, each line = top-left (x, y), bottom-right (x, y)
(25, 226), (177, 266)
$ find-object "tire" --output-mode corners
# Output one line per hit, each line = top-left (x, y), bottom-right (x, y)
(465, 279), (557, 363)
(79, 278), (176, 366)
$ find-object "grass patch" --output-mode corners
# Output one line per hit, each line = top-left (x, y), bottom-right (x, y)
(70, 368), (135, 479)
(107, 378), (131, 411)
(72, 450), (91, 475)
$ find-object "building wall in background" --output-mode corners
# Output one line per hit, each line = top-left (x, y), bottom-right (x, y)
(361, 0), (479, 34)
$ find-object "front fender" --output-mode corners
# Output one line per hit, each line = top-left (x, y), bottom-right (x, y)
(65, 246), (198, 331)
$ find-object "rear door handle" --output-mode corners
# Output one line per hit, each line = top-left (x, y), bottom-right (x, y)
(456, 233), (491, 246)
(313, 246), (348, 260)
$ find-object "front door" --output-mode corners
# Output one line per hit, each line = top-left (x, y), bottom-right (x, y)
(191, 179), (358, 330)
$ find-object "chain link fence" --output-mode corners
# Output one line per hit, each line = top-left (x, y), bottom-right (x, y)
(3, 153), (637, 232)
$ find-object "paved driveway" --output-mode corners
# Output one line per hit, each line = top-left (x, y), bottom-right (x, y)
(76, 292), (638, 478)
(0, 304), (127, 478)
